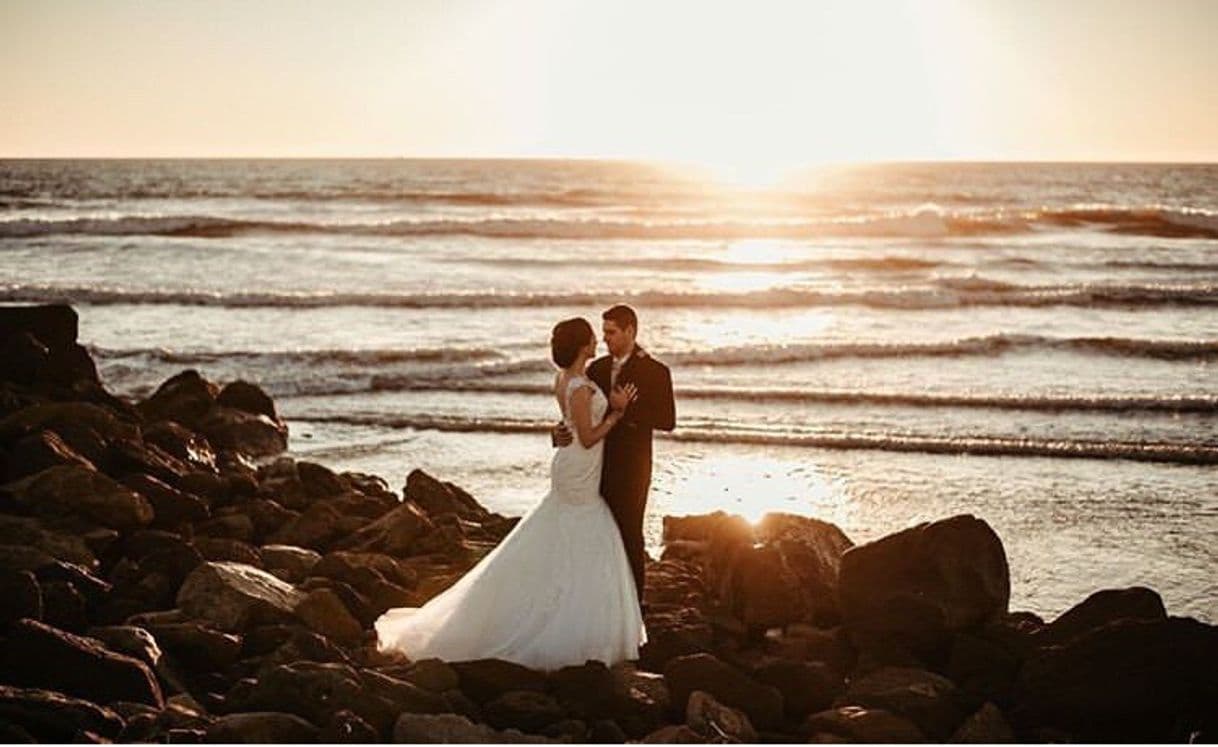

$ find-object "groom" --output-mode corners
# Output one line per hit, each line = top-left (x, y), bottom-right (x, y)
(555, 304), (675, 606)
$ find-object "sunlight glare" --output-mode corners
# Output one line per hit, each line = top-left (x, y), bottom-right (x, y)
(665, 454), (846, 524)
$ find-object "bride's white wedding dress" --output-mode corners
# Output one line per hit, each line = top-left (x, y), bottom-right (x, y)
(375, 375), (645, 670)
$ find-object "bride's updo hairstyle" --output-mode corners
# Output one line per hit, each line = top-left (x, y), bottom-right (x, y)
(551, 317), (594, 368)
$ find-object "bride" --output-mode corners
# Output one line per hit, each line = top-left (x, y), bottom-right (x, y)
(375, 317), (646, 670)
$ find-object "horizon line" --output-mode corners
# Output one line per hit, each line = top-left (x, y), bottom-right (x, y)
(2, 155), (1217, 166)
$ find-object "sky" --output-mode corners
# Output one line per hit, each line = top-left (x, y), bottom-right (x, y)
(2, 0), (1216, 167)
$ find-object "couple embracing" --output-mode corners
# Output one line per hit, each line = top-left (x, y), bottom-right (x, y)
(375, 304), (676, 670)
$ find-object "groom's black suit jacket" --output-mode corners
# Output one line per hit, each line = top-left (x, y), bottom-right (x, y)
(587, 345), (675, 602)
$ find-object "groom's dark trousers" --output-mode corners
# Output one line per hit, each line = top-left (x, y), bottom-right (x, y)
(588, 346), (675, 605)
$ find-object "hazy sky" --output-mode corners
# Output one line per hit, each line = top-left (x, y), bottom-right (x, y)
(2, 0), (1216, 166)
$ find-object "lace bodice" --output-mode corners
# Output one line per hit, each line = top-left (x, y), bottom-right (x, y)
(562, 374), (607, 427)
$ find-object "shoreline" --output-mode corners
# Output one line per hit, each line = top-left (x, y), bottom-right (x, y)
(0, 303), (1214, 743)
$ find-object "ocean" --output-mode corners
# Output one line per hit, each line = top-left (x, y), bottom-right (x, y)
(2, 158), (1215, 621)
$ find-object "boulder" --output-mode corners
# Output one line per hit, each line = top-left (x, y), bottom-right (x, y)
(663, 652), (784, 730)
(0, 685), (125, 742)
(0, 514), (97, 568)
(197, 407), (287, 458)
(260, 544), (321, 583)
(230, 662), (390, 733)
(143, 622), (243, 671)
(753, 658), (844, 719)
(268, 500), (352, 551)
(0, 331), (49, 387)
(216, 380), (277, 420)
(393, 712), (554, 743)
(482, 690), (566, 733)
(192, 537), (264, 567)
(240, 498), (296, 541)
(404, 468), (492, 522)
(314, 549), (418, 590)
(196, 513), (256, 543)
(0, 568), (43, 625)
(176, 561), (304, 633)
(1013, 615), (1218, 742)
(122, 473), (210, 527)
(295, 460), (347, 499)
(839, 515), (1009, 662)
(639, 604), (715, 673)
(335, 499), (434, 556)
(802, 705), (928, 743)
(360, 669), (450, 717)
(3, 464), (154, 530)
(640, 724), (706, 743)
(1, 618), (163, 707)
(6, 429), (93, 480)
(204, 712), (319, 743)
(0, 304), (79, 351)
(452, 658), (548, 703)
(755, 512), (853, 624)
(835, 666), (972, 741)
(295, 588), (364, 644)
(395, 659), (460, 693)
(0, 402), (137, 456)
(549, 660), (615, 720)
(1035, 586), (1167, 648)
(320, 709), (379, 743)
(137, 370), (217, 428)
(686, 690), (758, 742)
(103, 435), (193, 484)
(142, 420), (217, 473)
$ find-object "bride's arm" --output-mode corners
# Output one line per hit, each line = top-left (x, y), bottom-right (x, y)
(570, 386), (621, 448)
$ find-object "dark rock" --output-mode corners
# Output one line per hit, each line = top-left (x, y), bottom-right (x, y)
(360, 669), (450, 716)
(1, 618), (164, 707)
(640, 724), (705, 743)
(1012, 615), (1218, 742)
(232, 661), (394, 735)
(686, 689), (759, 743)
(754, 512), (853, 625)
(0, 514), (97, 568)
(196, 512), (255, 542)
(753, 658), (844, 720)
(0, 402), (137, 458)
(945, 631), (1023, 705)
(254, 629), (353, 672)
(240, 498), (296, 541)
(216, 381), (277, 420)
(392, 712), (551, 743)
(177, 470), (229, 504)
(267, 500), (351, 551)
(314, 549), (417, 590)
(0, 543), (57, 572)
(260, 544), (321, 583)
(839, 515), (1009, 664)
(948, 702), (1016, 743)
(296, 460), (347, 499)
(483, 689), (565, 733)
(1035, 586), (1167, 648)
(7, 430), (93, 480)
(320, 709), (379, 743)
(543, 718), (589, 742)
(3, 464), (154, 530)
(834, 666), (971, 741)
(204, 712), (319, 743)
(0, 568), (43, 625)
(103, 436), (193, 484)
(639, 603), (715, 672)
(197, 407), (287, 458)
(549, 660), (615, 720)
(143, 421), (218, 473)
(452, 658), (548, 703)
(298, 576), (376, 627)
(87, 625), (164, 673)
(176, 561), (304, 633)
(404, 468), (492, 522)
(295, 587), (364, 644)
(389, 658), (460, 693)
(144, 622), (243, 671)
(333, 499), (434, 556)
(0, 684), (125, 742)
(122, 473), (210, 528)
(0, 304), (79, 350)
(663, 652), (784, 730)
(802, 706), (928, 743)
(0, 331), (49, 387)
(38, 578), (89, 631)
(138, 371), (217, 429)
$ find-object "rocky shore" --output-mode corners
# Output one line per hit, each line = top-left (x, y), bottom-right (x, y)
(0, 303), (1214, 743)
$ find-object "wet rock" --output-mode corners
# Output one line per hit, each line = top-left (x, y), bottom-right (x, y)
(802, 706), (928, 743)
(753, 658), (844, 720)
(839, 515), (1009, 663)
(404, 468), (494, 522)
(197, 407), (287, 458)
(260, 544), (321, 583)
(204, 712), (319, 743)
(686, 689), (758, 743)
(483, 690), (565, 733)
(1035, 586), (1167, 648)
(664, 652), (784, 730)
(3, 464), (153, 530)
(452, 658), (548, 703)
(176, 561), (304, 633)
(1, 618), (164, 707)
(948, 702), (1016, 743)
(143, 421), (217, 474)
(216, 381), (277, 421)
(295, 587), (364, 644)
(392, 712), (553, 743)
(138, 371), (217, 429)
(0, 684), (125, 742)
(834, 666), (971, 741)
(1013, 615), (1218, 742)
(7, 429), (93, 480)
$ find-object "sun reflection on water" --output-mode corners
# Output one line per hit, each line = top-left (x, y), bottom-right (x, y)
(662, 453), (849, 525)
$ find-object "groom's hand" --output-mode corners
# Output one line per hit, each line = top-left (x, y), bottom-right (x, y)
(610, 383), (637, 412)
(551, 421), (573, 448)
